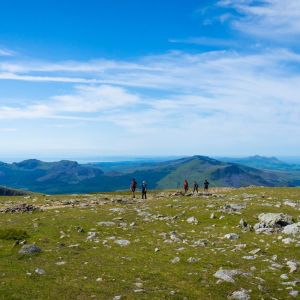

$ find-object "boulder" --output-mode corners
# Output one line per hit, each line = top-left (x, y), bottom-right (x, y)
(214, 268), (243, 283)
(19, 244), (42, 255)
(228, 289), (250, 300)
(282, 222), (300, 235)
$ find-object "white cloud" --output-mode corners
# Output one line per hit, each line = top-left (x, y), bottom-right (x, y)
(218, 0), (300, 38)
(0, 47), (300, 155)
(0, 47), (15, 56)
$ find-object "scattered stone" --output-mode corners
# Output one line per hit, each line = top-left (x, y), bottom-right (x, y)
(214, 268), (243, 283)
(186, 216), (198, 224)
(228, 288), (250, 300)
(114, 240), (130, 247)
(19, 244), (42, 255)
(289, 290), (299, 298)
(97, 221), (116, 226)
(86, 232), (97, 241)
(187, 257), (199, 263)
(35, 268), (45, 275)
(249, 248), (260, 255)
(210, 213), (216, 219)
(224, 233), (239, 240)
(55, 261), (66, 266)
(282, 237), (295, 244)
(282, 223), (300, 235)
(1, 203), (40, 213)
(171, 257), (180, 264)
(154, 247), (159, 252)
(284, 200), (298, 208)
(254, 213), (293, 234)
(280, 274), (288, 280)
(287, 261), (297, 273)
(242, 256), (256, 260)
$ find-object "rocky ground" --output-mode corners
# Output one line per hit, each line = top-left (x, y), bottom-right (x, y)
(0, 187), (300, 299)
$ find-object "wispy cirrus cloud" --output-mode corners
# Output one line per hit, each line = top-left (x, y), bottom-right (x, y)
(218, 0), (300, 38)
(0, 47), (15, 56)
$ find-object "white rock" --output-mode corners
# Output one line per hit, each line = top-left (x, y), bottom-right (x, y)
(113, 296), (122, 300)
(282, 222), (300, 235)
(282, 237), (295, 244)
(224, 233), (240, 240)
(186, 216), (198, 224)
(280, 274), (288, 280)
(257, 213), (292, 227)
(228, 288), (250, 300)
(214, 268), (243, 283)
(287, 261), (298, 273)
(86, 232), (97, 241)
(97, 221), (116, 226)
(171, 257), (180, 264)
(289, 290), (299, 298)
(35, 268), (45, 275)
(114, 240), (130, 247)
(249, 248), (260, 255)
(242, 256), (256, 260)
(187, 257), (199, 263)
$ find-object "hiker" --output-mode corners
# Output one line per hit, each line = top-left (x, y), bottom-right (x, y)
(141, 180), (147, 199)
(130, 178), (137, 198)
(204, 179), (210, 193)
(183, 179), (189, 194)
(193, 181), (199, 194)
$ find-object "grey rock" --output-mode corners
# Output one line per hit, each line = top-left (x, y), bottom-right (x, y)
(19, 244), (42, 255)
(114, 240), (130, 246)
(228, 289), (250, 300)
(214, 268), (243, 283)
(287, 261), (298, 273)
(97, 221), (116, 226)
(186, 216), (198, 224)
(289, 290), (299, 298)
(35, 268), (45, 275)
(224, 233), (240, 240)
(282, 222), (300, 235)
(171, 257), (180, 264)
(257, 213), (292, 227)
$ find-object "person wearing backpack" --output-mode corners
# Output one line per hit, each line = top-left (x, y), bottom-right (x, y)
(204, 179), (210, 193)
(141, 180), (147, 199)
(130, 178), (137, 198)
(183, 179), (189, 194)
(193, 181), (199, 194)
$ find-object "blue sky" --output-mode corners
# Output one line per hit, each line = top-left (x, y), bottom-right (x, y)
(0, 0), (300, 160)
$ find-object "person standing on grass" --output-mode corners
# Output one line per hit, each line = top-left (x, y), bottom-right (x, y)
(183, 179), (189, 194)
(130, 178), (137, 198)
(193, 181), (199, 194)
(204, 179), (210, 193)
(141, 180), (147, 199)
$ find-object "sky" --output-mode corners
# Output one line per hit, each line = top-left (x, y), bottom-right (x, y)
(0, 0), (300, 160)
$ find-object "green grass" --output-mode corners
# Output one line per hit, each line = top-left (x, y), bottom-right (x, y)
(0, 187), (300, 299)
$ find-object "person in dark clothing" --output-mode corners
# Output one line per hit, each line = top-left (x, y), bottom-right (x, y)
(130, 178), (137, 198)
(204, 179), (210, 193)
(193, 181), (199, 194)
(141, 180), (147, 199)
(183, 179), (189, 194)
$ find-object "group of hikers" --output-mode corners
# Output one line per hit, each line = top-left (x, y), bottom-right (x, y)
(183, 179), (210, 194)
(130, 178), (210, 199)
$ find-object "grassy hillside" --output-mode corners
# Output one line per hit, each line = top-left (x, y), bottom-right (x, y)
(0, 187), (300, 299)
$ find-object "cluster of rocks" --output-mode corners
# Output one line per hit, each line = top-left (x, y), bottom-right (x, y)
(0, 203), (40, 213)
(253, 213), (296, 234)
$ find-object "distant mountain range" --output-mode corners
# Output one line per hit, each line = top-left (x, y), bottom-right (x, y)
(218, 155), (300, 171)
(0, 155), (299, 194)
